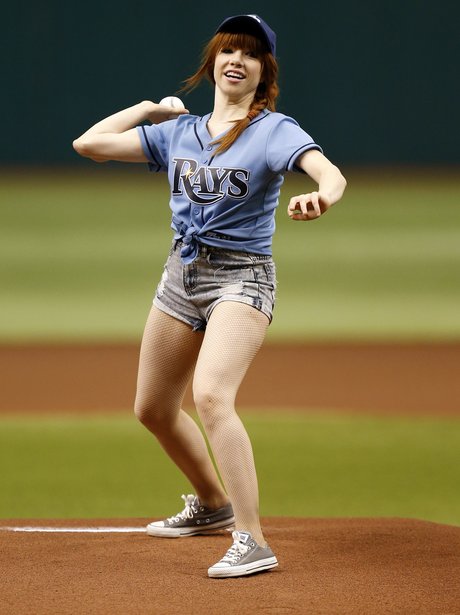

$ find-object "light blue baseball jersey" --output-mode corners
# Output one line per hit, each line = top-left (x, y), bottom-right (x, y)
(137, 110), (322, 264)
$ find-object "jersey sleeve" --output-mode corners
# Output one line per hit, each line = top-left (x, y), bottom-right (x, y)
(266, 115), (323, 174)
(136, 121), (175, 172)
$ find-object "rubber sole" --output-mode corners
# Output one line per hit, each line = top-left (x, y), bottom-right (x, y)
(146, 517), (235, 538)
(208, 556), (279, 578)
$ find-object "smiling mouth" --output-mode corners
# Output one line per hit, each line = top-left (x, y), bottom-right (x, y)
(224, 71), (245, 80)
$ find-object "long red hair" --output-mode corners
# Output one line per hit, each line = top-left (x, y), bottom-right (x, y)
(182, 32), (279, 155)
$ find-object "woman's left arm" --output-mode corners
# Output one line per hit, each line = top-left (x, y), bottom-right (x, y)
(287, 149), (347, 221)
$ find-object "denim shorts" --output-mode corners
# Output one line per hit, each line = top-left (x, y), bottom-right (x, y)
(153, 241), (277, 331)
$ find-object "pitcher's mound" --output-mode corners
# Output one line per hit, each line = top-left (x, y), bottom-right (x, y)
(1, 517), (459, 614)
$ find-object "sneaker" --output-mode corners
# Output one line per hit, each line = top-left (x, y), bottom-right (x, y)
(146, 494), (235, 538)
(208, 530), (278, 578)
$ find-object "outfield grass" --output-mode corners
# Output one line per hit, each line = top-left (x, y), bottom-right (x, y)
(1, 412), (459, 525)
(1, 167), (459, 341)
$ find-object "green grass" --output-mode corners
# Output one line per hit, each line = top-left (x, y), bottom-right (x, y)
(1, 167), (459, 341)
(1, 412), (459, 525)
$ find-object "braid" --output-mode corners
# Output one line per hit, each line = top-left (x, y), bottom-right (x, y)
(247, 105), (261, 122)
(246, 93), (267, 121)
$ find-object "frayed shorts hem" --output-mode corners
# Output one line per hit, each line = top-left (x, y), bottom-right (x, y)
(153, 296), (205, 332)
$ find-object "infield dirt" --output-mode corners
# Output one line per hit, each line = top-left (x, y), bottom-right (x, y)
(1, 341), (459, 415)
(1, 517), (459, 614)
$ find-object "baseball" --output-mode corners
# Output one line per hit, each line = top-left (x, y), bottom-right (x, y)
(159, 96), (185, 119)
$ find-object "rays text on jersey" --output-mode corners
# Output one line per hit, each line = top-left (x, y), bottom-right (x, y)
(172, 158), (250, 205)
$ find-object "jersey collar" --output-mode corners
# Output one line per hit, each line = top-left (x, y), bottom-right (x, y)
(194, 110), (270, 151)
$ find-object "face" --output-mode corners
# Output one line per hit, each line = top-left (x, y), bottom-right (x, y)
(213, 45), (263, 99)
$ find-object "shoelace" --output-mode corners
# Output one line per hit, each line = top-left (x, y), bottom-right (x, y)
(220, 532), (250, 564)
(167, 494), (198, 523)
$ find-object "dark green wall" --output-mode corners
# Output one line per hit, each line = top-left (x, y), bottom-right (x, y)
(4, 1), (458, 165)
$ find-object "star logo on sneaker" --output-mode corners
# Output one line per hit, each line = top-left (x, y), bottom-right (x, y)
(236, 531), (251, 544)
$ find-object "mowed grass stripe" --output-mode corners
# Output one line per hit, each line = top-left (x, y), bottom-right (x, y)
(1, 412), (459, 525)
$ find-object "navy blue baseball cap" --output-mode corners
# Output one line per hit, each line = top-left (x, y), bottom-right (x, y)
(216, 14), (276, 57)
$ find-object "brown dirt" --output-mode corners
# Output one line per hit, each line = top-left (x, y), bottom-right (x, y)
(1, 517), (459, 615)
(1, 341), (459, 415)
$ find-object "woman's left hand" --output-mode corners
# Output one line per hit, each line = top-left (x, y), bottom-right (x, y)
(287, 192), (332, 221)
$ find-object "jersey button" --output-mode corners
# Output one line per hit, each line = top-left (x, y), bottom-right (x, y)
(193, 208), (199, 214)
(206, 146), (212, 151)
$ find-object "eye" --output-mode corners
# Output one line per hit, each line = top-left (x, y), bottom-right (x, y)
(220, 47), (233, 54)
(245, 50), (258, 58)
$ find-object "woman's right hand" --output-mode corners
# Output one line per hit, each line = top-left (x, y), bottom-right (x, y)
(145, 101), (189, 125)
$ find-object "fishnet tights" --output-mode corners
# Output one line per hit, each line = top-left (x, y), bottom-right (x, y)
(135, 306), (226, 508)
(135, 302), (269, 544)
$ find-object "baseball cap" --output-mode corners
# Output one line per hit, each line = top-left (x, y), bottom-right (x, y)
(216, 15), (276, 57)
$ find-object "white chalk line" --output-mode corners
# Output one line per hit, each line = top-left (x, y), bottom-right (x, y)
(0, 526), (147, 533)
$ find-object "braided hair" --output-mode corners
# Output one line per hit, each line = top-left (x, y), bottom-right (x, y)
(182, 32), (279, 155)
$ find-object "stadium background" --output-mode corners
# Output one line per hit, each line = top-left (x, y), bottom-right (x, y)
(3, 1), (458, 166)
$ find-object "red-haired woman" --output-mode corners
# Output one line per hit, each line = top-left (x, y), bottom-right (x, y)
(73, 14), (346, 578)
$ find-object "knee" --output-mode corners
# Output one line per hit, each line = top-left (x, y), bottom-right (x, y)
(134, 397), (173, 432)
(193, 385), (229, 432)
(193, 384), (217, 414)
(133, 398), (154, 427)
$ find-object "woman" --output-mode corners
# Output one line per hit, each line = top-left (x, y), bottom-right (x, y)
(73, 14), (346, 578)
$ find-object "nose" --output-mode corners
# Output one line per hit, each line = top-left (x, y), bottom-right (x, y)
(229, 50), (244, 65)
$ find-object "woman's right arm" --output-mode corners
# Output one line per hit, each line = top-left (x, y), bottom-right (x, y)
(73, 100), (188, 163)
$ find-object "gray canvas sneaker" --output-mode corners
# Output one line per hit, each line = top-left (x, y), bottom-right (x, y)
(146, 494), (235, 538)
(208, 530), (278, 578)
